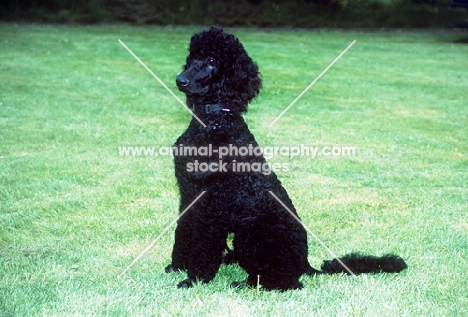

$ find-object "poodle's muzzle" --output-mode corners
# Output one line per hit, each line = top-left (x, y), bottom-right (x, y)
(176, 58), (217, 96)
(176, 73), (190, 92)
(176, 74), (190, 87)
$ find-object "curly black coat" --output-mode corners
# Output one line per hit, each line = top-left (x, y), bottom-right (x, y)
(165, 27), (407, 291)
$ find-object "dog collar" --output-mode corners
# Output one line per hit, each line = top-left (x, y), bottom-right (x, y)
(192, 103), (230, 114)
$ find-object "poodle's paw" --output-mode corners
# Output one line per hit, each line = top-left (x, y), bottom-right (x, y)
(290, 281), (304, 290)
(165, 264), (175, 273)
(177, 279), (193, 288)
(165, 263), (185, 273)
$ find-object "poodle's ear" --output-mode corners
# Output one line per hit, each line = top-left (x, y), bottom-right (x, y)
(241, 56), (262, 103)
(224, 52), (262, 113)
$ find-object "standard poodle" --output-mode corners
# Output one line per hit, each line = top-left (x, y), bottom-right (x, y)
(165, 27), (407, 290)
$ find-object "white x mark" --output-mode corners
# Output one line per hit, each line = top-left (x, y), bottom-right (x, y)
(268, 191), (356, 275)
(118, 191), (206, 278)
(118, 39), (207, 128)
(269, 40), (356, 127)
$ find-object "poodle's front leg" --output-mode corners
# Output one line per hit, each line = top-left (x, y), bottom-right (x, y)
(177, 217), (228, 288)
(165, 211), (192, 273)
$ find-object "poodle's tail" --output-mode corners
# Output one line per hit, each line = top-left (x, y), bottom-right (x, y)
(307, 252), (407, 275)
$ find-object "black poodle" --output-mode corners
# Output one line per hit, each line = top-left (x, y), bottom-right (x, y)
(165, 27), (407, 290)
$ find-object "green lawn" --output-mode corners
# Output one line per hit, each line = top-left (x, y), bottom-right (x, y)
(1, 25), (467, 316)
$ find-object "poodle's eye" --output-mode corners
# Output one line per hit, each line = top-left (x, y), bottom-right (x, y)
(206, 57), (216, 66)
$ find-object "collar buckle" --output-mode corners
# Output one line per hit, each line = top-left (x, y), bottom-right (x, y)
(192, 103), (229, 114)
(205, 104), (213, 114)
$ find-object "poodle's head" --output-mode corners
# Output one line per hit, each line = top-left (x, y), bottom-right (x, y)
(176, 27), (262, 113)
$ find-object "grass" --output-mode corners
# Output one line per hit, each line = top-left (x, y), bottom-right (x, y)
(0, 24), (467, 316)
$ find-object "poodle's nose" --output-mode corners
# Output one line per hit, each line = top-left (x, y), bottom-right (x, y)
(176, 75), (189, 87)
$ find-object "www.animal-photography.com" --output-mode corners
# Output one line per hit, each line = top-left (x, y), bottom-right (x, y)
(1, 1), (467, 316)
